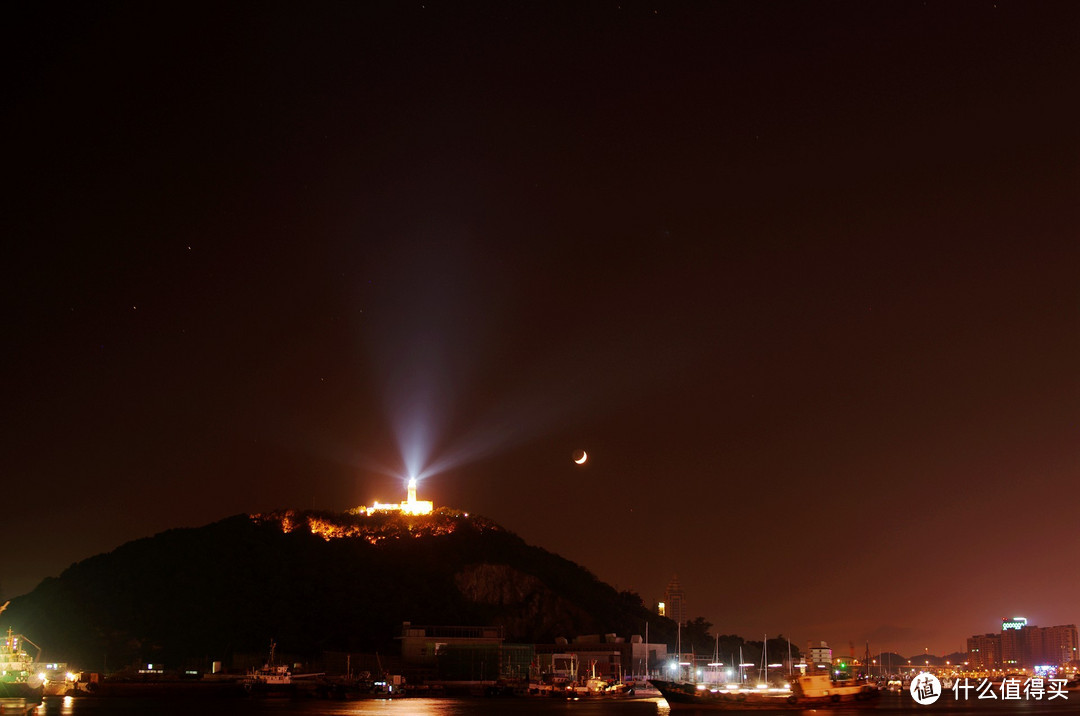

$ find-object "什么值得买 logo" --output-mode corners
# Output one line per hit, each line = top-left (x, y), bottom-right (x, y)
(910, 672), (941, 705)
(911, 673), (1070, 705)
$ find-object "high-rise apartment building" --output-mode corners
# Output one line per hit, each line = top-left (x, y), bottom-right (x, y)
(967, 618), (1078, 670)
(1038, 624), (1079, 667)
(966, 633), (1002, 670)
(662, 575), (687, 626)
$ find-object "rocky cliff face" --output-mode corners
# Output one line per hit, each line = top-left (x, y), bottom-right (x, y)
(454, 563), (593, 640)
(455, 563), (545, 605)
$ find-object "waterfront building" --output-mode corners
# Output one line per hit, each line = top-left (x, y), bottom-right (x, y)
(396, 624), (671, 683)
(534, 633), (667, 681)
(808, 641), (833, 670)
(396, 622), (533, 681)
(1036, 624), (1079, 668)
(397, 622), (504, 665)
(966, 633), (1002, 670)
(966, 619), (1078, 670)
(1001, 627), (1026, 669)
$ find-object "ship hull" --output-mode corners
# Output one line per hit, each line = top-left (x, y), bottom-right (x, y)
(0, 682), (43, 701)
(650, 679), (879, 710)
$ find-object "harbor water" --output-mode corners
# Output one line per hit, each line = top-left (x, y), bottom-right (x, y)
(21, 694), (1080, 716)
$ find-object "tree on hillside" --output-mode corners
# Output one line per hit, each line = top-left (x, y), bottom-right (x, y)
(680, 617), (715, 654)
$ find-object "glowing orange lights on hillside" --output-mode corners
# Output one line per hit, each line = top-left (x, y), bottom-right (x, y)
(248, 479), (500, 542)
(252, 509), (468, 543)
(251, 501), (492, 544)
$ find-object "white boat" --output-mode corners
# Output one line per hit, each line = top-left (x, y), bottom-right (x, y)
(652, 674), (878, 709)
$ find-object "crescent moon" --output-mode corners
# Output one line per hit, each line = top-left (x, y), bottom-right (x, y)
(573, 450), (588, 465)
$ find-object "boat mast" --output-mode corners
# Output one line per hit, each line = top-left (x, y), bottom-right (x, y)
(677, 622), (682, 681)
(644, 621), (649, 681)
(763, 634), (768, 685)
(714, 633), (720, 685)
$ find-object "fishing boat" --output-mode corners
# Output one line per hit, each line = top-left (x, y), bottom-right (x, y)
(243, 640), (293, 696)
(0, 624), (45, 703)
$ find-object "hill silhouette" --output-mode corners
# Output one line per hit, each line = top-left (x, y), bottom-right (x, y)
(4, 509), (673, 669)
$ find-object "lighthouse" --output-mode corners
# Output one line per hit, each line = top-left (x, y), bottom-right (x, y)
(362, 477), (434, 516)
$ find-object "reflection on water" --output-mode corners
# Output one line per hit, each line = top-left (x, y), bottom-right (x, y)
(31, 696), (672, 716)
(36, 694), (1066, 716)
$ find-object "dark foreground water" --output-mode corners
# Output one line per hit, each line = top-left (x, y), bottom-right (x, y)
(23, 694), (1080, 716)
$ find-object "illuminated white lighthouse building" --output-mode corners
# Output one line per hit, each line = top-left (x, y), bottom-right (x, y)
(362, 478), (433, 516)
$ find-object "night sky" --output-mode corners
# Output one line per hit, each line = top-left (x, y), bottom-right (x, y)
(5, 1), (1077, 658)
